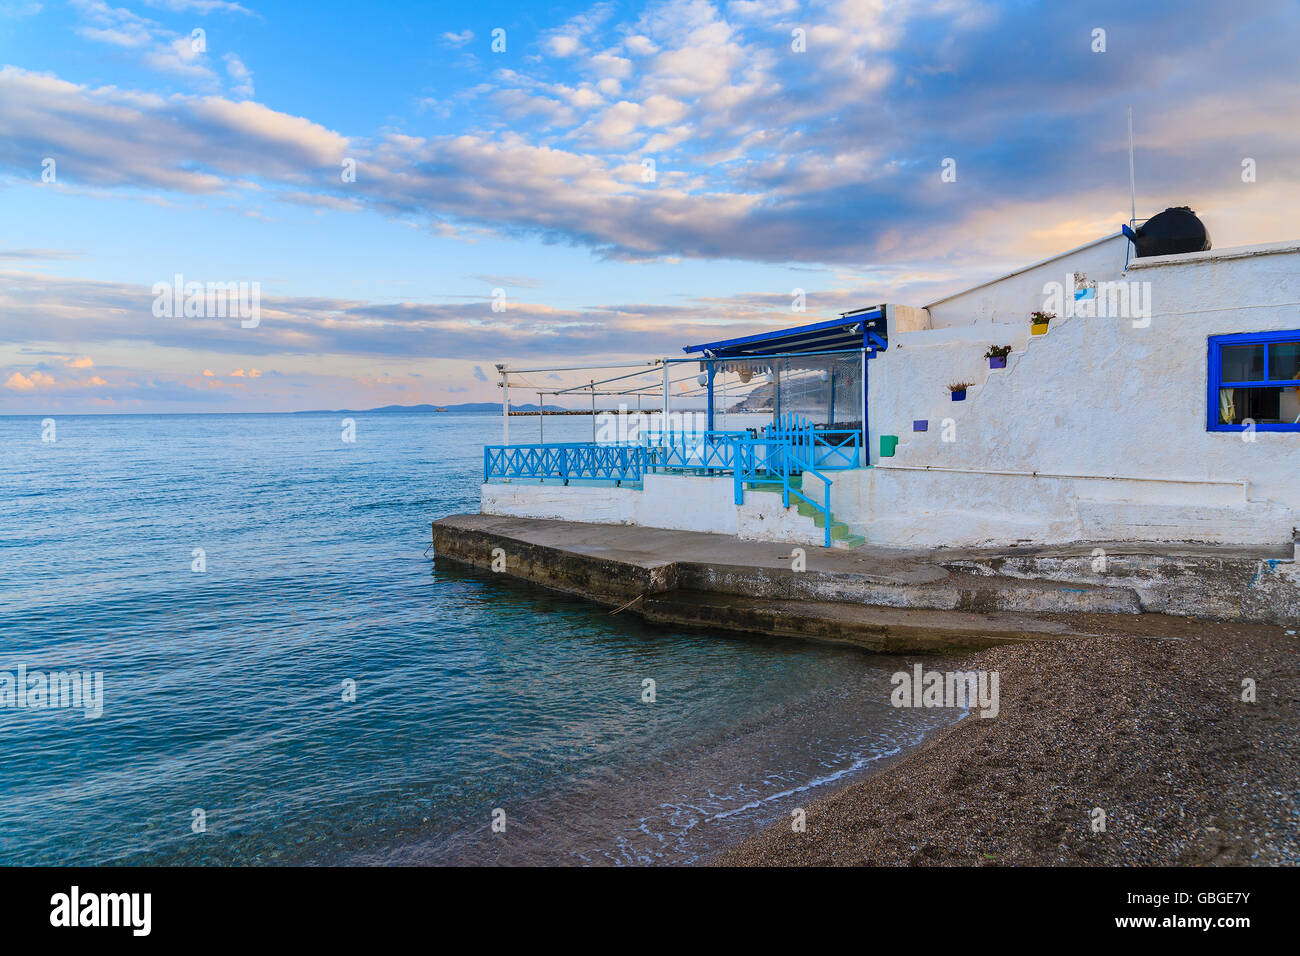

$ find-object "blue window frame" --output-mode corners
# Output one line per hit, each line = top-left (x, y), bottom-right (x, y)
(1207, 329), (1300, 432)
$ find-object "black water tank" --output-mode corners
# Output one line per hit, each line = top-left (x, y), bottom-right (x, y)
(1132, 206), (1211, 257)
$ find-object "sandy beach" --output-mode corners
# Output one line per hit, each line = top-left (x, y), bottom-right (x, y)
(721, 615), (1299, 866)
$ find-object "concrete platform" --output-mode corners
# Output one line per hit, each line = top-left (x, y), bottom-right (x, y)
(430, 515), (1300, 649)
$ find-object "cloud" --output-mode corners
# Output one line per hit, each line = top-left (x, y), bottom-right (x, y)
(72, 0), (155, 48)
(0, 67), (348, 193)
(6, 0), (1300, 270)
(441, 29), (474, 47)
(223, 54), (254, 100)
(469, 274), (541, 289)
(0, 2), (44, 18)
(144, 35), (218, 81)
(547, 35), (581, 57)
(71, 0), (253, 93)
(0, 248), (83, 260)
(0, 266), (936, 369)
(472, 365), (489, 382)
(141, 0), (253, 13)
(5, 369), (55, 390)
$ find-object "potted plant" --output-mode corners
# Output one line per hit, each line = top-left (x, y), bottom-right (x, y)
(948, 381), (974, 402)
(985, 345), (1012, 369)
(1030, 310), (1054, 335)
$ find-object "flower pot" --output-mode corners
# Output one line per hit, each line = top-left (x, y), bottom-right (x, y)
(950, 389), (967, 402)
(988, 355), (1007, 369)
(1031, 323), (1049, 336)
(912, 420), (928, 432)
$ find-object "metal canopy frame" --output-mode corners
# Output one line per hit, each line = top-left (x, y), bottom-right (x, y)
(495, 309), (889, 456)
(682, 310), (888, 460)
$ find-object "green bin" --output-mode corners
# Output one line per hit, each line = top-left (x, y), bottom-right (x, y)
(879, 434), (898, 458)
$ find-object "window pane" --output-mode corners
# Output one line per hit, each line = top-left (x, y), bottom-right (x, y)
(1218, 385), (1300, 424)
(1220, 344), (1265, 382)
(1268, 341), (1300, 382)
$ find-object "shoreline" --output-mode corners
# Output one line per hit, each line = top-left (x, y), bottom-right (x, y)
(347, 642), (965, 866)
(719, 614), (1299, 866)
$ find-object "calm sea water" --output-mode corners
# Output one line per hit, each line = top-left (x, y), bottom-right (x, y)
(0, 412), (955, 865)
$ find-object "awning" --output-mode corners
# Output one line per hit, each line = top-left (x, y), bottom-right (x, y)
(682, 307), (886, 360)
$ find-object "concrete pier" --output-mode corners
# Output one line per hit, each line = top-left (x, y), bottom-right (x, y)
(430, 515), (1299, 651)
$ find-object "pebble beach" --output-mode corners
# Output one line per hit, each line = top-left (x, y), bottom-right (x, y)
(721, 615), (1300, 866)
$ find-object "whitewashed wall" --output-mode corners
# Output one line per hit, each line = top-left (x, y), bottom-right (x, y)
(855, 240), (1300, 547)
(482, 474), (829, 546)
(925, 233), (1130, 328)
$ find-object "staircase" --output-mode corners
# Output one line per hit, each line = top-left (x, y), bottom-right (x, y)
(741, 475), (865, 548)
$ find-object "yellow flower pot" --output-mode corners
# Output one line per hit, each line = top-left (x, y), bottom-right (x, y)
(1031, 322), (1050, 336)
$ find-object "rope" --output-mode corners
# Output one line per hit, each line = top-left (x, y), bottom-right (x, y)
(608, 592), (646, 615)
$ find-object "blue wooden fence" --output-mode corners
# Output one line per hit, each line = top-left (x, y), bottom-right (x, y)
(484, 443), (647, 484)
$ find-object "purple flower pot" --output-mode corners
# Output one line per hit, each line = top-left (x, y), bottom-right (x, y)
(913, 420), (928, 432)
(989, 355), (1007, 369)
(951, 389), (967, 402)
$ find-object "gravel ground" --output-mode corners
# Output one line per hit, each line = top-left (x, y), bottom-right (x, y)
(720, 615), (1300, 866)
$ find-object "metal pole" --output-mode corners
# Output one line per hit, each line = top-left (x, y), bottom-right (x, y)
(706, 361), (716, 432)
(861, 348), (868, 465)
(662, 361), (669, 432)
(773, 364), (781, 424)
(499, 365), (509, 444)
(538, 392), (544, 443)
(591, 381), (596, 443)
(827, 365), (835, 426)
(1128, 106), (1136, 226)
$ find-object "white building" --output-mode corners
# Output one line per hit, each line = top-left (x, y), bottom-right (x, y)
(484, 218), (1300, 554)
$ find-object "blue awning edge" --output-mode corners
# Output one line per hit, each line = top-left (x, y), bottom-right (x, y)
(683, 306), (886, 358)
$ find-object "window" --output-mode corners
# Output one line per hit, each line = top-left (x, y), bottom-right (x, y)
(1208, 330), (1300, 431)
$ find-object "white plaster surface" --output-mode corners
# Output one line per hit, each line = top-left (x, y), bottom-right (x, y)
(863, 238), (1300, 548)
(481, 474), (830, 547)
(925, 233), (1130, 328)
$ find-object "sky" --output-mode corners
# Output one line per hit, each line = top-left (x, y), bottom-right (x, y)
(1, 0), (1298, 413)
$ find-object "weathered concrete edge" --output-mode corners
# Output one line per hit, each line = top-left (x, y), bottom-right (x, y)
(431, 518), (1117, 651)
(675, 562), (1143, 616)
(433, 516), (1143, 617)
(430, 518), (676, 606)
(943, 549), (1300, 626)
(431, 517), (1299, 637)
(639, 591), (1086, 654)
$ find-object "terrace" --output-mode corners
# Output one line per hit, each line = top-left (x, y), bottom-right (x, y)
(483, 313), (886, 546)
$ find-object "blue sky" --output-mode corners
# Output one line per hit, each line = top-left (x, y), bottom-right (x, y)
(2, 0), (1298, 412)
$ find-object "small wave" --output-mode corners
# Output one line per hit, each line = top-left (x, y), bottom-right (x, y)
(704, 746), (903, 822)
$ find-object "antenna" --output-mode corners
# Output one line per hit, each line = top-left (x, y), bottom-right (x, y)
(1127, 106), (1136, 226)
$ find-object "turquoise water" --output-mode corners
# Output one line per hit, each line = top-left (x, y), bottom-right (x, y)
(0, 412), (954, 865)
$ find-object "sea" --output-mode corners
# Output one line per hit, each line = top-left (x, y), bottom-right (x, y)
(0, 411), (958, 865)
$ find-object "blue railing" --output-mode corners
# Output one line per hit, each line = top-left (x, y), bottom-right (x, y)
(645, 431), (746, 471)
(765, 413), (861, 470)
(483, 417), (858, 547)
(484, 443), (647, 484)
(732, 436), (835, 547)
